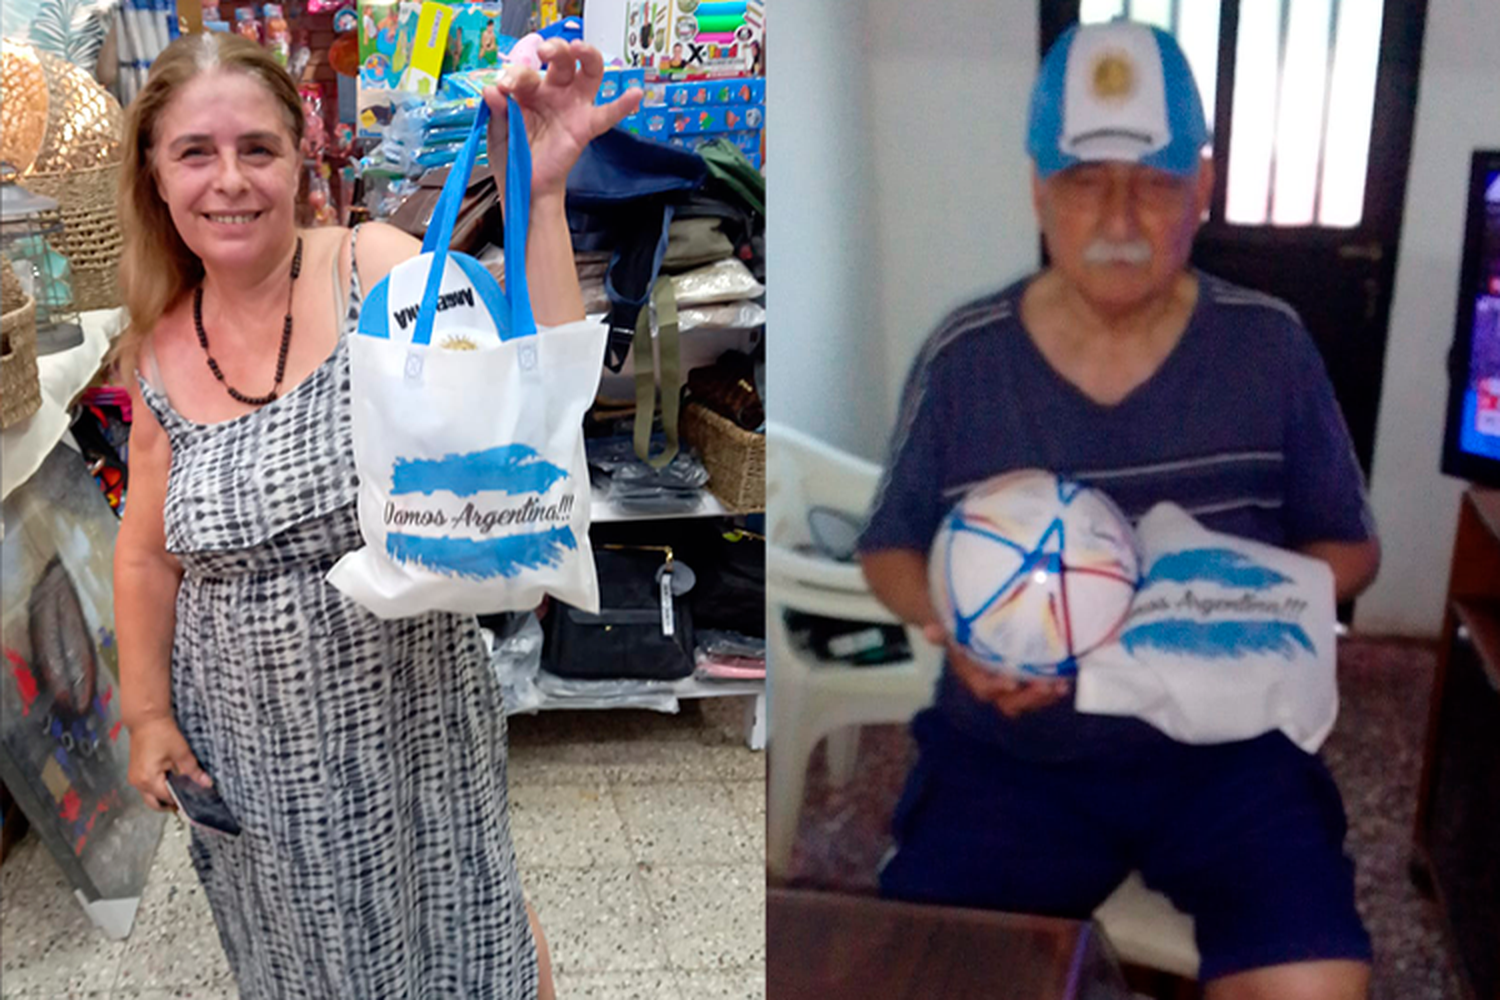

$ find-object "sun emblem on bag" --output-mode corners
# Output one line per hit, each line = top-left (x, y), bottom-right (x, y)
(439, 335), (479, 351)
(1091, 50), (1136, 102)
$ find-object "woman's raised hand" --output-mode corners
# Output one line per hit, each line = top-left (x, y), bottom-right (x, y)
(483, 38), (643, 201)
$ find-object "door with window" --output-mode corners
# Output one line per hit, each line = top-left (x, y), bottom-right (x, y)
(1041, 0), (1428, 475)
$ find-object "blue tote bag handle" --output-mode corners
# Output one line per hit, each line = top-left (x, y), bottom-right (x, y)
(412, 96), (535, 346)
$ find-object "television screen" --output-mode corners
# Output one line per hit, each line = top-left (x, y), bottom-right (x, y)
(1442, 152), (1500, 487)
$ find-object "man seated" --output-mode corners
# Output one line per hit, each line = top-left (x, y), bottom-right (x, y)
(857, 20), (1380, 1000)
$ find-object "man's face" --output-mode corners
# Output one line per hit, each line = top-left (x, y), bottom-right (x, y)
(1034, 159), (1214, 313)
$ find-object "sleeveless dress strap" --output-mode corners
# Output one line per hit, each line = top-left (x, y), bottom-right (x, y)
(345, 223), (366, 327)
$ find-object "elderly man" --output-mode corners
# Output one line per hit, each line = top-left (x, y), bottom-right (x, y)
(858, 20), (1380, 1000)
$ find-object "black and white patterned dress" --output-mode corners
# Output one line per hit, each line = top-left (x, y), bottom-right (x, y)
(137, 228), (538, 1000)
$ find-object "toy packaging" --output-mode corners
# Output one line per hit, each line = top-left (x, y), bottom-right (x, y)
(643, 75), (763, 107)
(598, 66), (646, 104)
(443, 2), (507, 74)
(667, 102), (762, 135)
(398, 1), (453, 95)
(624, 0), (764, 81)
(358, 0), (420, 90)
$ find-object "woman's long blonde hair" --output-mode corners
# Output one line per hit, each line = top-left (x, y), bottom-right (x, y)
(115, 32), (304, 372)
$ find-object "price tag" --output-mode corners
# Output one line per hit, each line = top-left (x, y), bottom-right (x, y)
(660, 570), (675, 637)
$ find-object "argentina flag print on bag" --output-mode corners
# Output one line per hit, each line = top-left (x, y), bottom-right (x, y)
(1075, 503), (1339, 753)
(327, 97), (605, 618)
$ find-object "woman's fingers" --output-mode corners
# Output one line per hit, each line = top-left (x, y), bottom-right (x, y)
(174, 754), (213, 789)
(497, 63), (543, 102)
(590, 88), (643, 136)
(574, 40), (605, 84)
(540, 39), (576, 88)
(482, 83), (509, 125)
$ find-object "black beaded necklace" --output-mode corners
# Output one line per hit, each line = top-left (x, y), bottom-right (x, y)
(193, 236), (303, 406)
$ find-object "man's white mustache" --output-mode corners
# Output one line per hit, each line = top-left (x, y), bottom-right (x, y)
(1084, 240), (1152, 265)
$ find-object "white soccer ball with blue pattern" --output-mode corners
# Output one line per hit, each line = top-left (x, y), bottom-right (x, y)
(928, 470), (1141, 677)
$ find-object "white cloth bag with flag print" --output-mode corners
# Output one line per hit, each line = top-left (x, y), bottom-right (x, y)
(1075, 503), (1339, 752)
(327, 97), (605, 618)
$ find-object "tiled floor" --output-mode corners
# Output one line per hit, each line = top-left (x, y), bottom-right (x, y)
(0, 697), (766, 1000)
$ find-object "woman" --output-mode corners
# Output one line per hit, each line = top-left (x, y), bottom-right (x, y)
(113, 31), (638, 999)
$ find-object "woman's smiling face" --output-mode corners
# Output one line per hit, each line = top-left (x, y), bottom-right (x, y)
(152, 69), (300, 270)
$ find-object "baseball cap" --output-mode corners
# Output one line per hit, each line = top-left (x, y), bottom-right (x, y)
(1027, 20), (1210, 178)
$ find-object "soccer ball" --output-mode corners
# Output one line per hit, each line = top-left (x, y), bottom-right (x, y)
(928, 470), (1141, 677)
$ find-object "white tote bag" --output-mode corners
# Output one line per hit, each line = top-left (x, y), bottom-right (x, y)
(1075, 503), (1339, 752)
(327, 97), (605, 618)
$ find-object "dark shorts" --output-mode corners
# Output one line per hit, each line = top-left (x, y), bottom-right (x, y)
(878, 709), (1372, 982)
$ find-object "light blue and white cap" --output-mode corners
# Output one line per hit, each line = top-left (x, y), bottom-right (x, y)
(1027, 20), (1209, 178)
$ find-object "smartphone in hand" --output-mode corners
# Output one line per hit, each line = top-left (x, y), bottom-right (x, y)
(165, 772), (242, 837)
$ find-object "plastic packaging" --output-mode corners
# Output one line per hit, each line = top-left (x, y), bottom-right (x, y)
(534, 670), (681, 713)
(264, 4), (290, 65)
(678, 300), (766, 333)
(697, 630), (766, 658)
(671, 258), (765, 307)
(234, 6), (262, 44)
(483, 613), (545, 715)
(587, 435), (711, 515)
(694, 629), (766, 681)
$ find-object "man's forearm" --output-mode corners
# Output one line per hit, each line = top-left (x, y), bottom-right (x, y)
(1300, 538), (1381, 602)
(859, 548), (941, 629)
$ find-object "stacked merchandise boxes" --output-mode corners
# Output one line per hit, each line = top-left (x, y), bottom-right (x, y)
(625, 75), (764, 168)
(617, 0), (767, 170)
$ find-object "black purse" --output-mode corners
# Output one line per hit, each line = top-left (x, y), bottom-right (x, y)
(543, 544), (694, 681)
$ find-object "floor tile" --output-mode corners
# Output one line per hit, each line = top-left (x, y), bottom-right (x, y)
(0, 832), (42, 902)
(146, 820), (197, 886)
(509, 784), (631, 870)
(675, 967), (765, 1000)
(612, 783), (756, 865)
(0, 849), (128, 996)
(113, 880), (231, 992)
(110, 988), (240, 999)
(639, 864), (764, 972)
(601, 742), (761, 785)
(553, 970), (684, 1000)
(525, 866), (668, 976)
(722, 781), (766, 846)
(506, 739), (607, 787)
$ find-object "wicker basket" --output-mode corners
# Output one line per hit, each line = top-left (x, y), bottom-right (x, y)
(22, 164), (124, 311)
(681, 402), (765, 513)
(1, 42), (126, 312)
(2, 295), (42, 429)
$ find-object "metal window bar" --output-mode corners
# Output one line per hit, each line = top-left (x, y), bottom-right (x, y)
(1266, 0), (1290, 224)
(1310, 0), (1342, 225)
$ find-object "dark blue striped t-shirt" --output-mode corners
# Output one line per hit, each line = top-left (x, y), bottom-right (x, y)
(858, 270), (1374, 761)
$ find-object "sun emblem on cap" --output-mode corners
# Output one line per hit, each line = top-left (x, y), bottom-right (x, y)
(439, 335), (479, 351)
(1091, 50), (1136, 102)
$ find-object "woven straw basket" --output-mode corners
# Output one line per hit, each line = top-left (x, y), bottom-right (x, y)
(681, 402), (766, 513)
(1, 257), (41, 429)
(1, 42), (125, 312)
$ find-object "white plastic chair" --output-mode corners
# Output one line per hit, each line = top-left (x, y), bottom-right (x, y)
(765, 421), (943, 877)
(763, 422), (1199, 984)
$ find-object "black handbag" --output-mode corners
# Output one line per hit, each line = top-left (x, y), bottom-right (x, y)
(543, 545), (694, 681)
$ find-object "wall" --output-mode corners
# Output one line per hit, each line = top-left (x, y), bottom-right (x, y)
(764, 3), (885, 459)
(766, 0), (1040, 459)
(1356, 0), (1500, 636)
(864, 1), (1040, 421)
